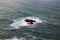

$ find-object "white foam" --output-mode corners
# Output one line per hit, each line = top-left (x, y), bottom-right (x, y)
(5, 37), (25, 40)
(11, 37), (20, 40)
(10, 17), (43, 29)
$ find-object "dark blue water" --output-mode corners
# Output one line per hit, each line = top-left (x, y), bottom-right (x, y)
(0, 0), (60, 40)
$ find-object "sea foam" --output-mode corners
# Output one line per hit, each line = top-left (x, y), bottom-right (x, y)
(10, 17), (43, 29)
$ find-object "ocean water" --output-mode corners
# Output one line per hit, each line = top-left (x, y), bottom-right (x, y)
(0, 0), (60, 40)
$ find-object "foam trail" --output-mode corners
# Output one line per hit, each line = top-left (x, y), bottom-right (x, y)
(10, 17), (43, 29)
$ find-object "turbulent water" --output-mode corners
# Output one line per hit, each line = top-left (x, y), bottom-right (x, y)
(0, 0), (60, 40)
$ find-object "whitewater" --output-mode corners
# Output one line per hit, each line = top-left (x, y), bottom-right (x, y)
(10, 17), (46, 29)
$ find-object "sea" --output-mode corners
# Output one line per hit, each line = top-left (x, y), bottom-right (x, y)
(0, 0), (60, 40)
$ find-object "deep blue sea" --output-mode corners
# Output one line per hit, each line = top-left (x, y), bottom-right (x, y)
(0, 0), (60, 40)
